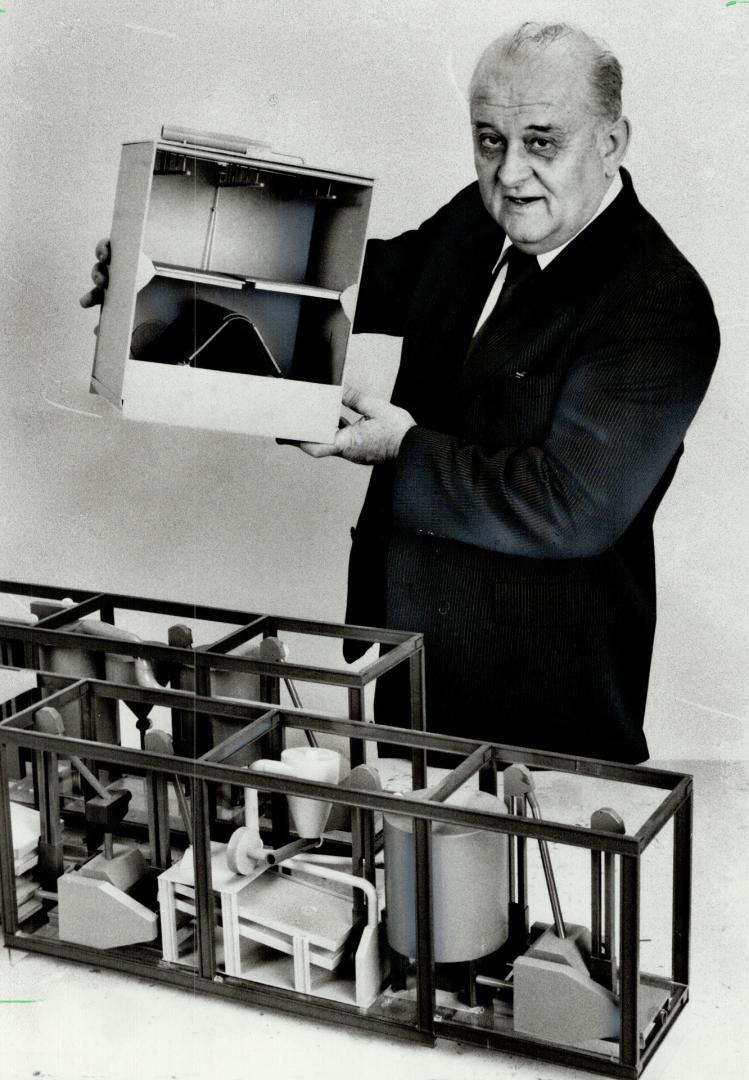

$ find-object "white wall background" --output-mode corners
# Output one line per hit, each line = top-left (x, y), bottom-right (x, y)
(0, 0), (746, 760)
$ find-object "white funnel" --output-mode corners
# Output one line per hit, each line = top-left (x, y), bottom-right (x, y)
(250, 747), (341, 838)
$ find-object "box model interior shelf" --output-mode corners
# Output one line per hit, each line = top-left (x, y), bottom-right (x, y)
(151, 262), (342, 301)
(90, 127), (373, 442)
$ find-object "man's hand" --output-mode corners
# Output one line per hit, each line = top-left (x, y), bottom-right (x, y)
(297, 386), (416, 464)
(79, 238), (111, 308)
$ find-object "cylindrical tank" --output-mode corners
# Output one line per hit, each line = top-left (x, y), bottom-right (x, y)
(41, 620), (150, 743)
(39, 636), (103, 740)
(384, 789), (508, 964)
(209, 645), (265, 765)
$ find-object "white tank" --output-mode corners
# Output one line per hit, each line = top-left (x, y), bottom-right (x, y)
(384, 789), (508, 964)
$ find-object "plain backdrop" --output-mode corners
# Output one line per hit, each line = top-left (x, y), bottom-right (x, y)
(0, 0), (747, 760)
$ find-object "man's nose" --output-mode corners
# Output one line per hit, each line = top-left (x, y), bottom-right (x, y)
(496, 143), (532, 189)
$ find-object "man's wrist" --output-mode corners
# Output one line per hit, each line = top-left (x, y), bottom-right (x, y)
(391, 417), (417, 459)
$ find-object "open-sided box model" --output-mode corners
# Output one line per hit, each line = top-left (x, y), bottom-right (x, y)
(89, 126), (373, 442)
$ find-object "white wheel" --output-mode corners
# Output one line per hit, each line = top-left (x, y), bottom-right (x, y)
(226, 826), (262, 875)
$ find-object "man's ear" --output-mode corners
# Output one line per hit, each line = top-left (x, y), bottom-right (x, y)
(601, 115), (631, 177)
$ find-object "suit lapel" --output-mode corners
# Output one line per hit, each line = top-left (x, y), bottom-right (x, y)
(465, 171), (640, 374)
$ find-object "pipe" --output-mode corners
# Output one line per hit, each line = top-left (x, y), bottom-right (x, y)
(527, 792), (565, 940)
(284, 855), (379, 923)
(264, 837), (321, 866)
(475, 974), (514, 992)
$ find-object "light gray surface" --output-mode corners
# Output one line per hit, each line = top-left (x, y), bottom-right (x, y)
(1, 760), (747, 1079)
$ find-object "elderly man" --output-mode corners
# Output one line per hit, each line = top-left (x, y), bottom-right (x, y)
(84, 23), (719, 763)
(299, 22), (719, 763)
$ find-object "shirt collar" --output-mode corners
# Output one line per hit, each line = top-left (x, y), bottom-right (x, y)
(494, 170), (624, 271)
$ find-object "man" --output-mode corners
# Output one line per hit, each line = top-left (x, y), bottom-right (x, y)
(297, 22), (719, 763)
(84, 23), (719, 763)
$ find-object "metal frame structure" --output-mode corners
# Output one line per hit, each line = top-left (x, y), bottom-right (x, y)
(0, 578), (426, 779)
(0, 582), (691, 1077)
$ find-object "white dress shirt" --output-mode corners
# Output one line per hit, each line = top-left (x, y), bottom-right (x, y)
(472, 171), (624, 335)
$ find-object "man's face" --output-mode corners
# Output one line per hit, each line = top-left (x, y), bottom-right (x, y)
(470, 49), (612, 254)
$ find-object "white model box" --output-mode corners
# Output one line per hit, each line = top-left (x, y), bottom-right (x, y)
(90, 127), (373, 443)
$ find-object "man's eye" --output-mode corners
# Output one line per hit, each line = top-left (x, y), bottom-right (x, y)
(528, 137), (554, 153)
(477, 132), (503, 152)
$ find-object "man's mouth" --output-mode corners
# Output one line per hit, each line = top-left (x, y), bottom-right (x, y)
(505, 195), (542, 206)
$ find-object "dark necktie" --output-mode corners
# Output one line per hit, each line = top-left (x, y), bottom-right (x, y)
(468, 245), (540, 359)
(492, 245), (540, 318)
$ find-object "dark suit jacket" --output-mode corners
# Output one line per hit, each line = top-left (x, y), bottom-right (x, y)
(346, 170), (719, 763)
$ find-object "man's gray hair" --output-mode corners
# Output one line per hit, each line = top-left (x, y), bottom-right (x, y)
(474, 21), (623, 124)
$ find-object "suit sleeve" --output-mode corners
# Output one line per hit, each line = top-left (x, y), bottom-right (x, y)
(353, 185), (479, 337)
(392, 274), (719, 559)
(353, 234), (423, 337)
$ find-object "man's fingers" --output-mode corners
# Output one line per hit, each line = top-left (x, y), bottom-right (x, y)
(81, 241), (111, 309)
(80, 286), (104, 309)
(342, 384), (367, 414)
(292, 424), (358, 458)
(339, 283), (358, 322)
(80, 258), (109, 307)
(342, 385), (386, 418)
(291, 439), (341, 459)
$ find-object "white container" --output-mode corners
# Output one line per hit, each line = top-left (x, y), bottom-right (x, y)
(384, 789), (509, 964)
(39, 620), (160, 743)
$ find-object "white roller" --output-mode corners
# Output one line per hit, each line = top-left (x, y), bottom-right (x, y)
(226, 825), (265, 876)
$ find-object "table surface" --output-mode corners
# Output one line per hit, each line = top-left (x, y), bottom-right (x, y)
(1, 758), (747, 1080)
